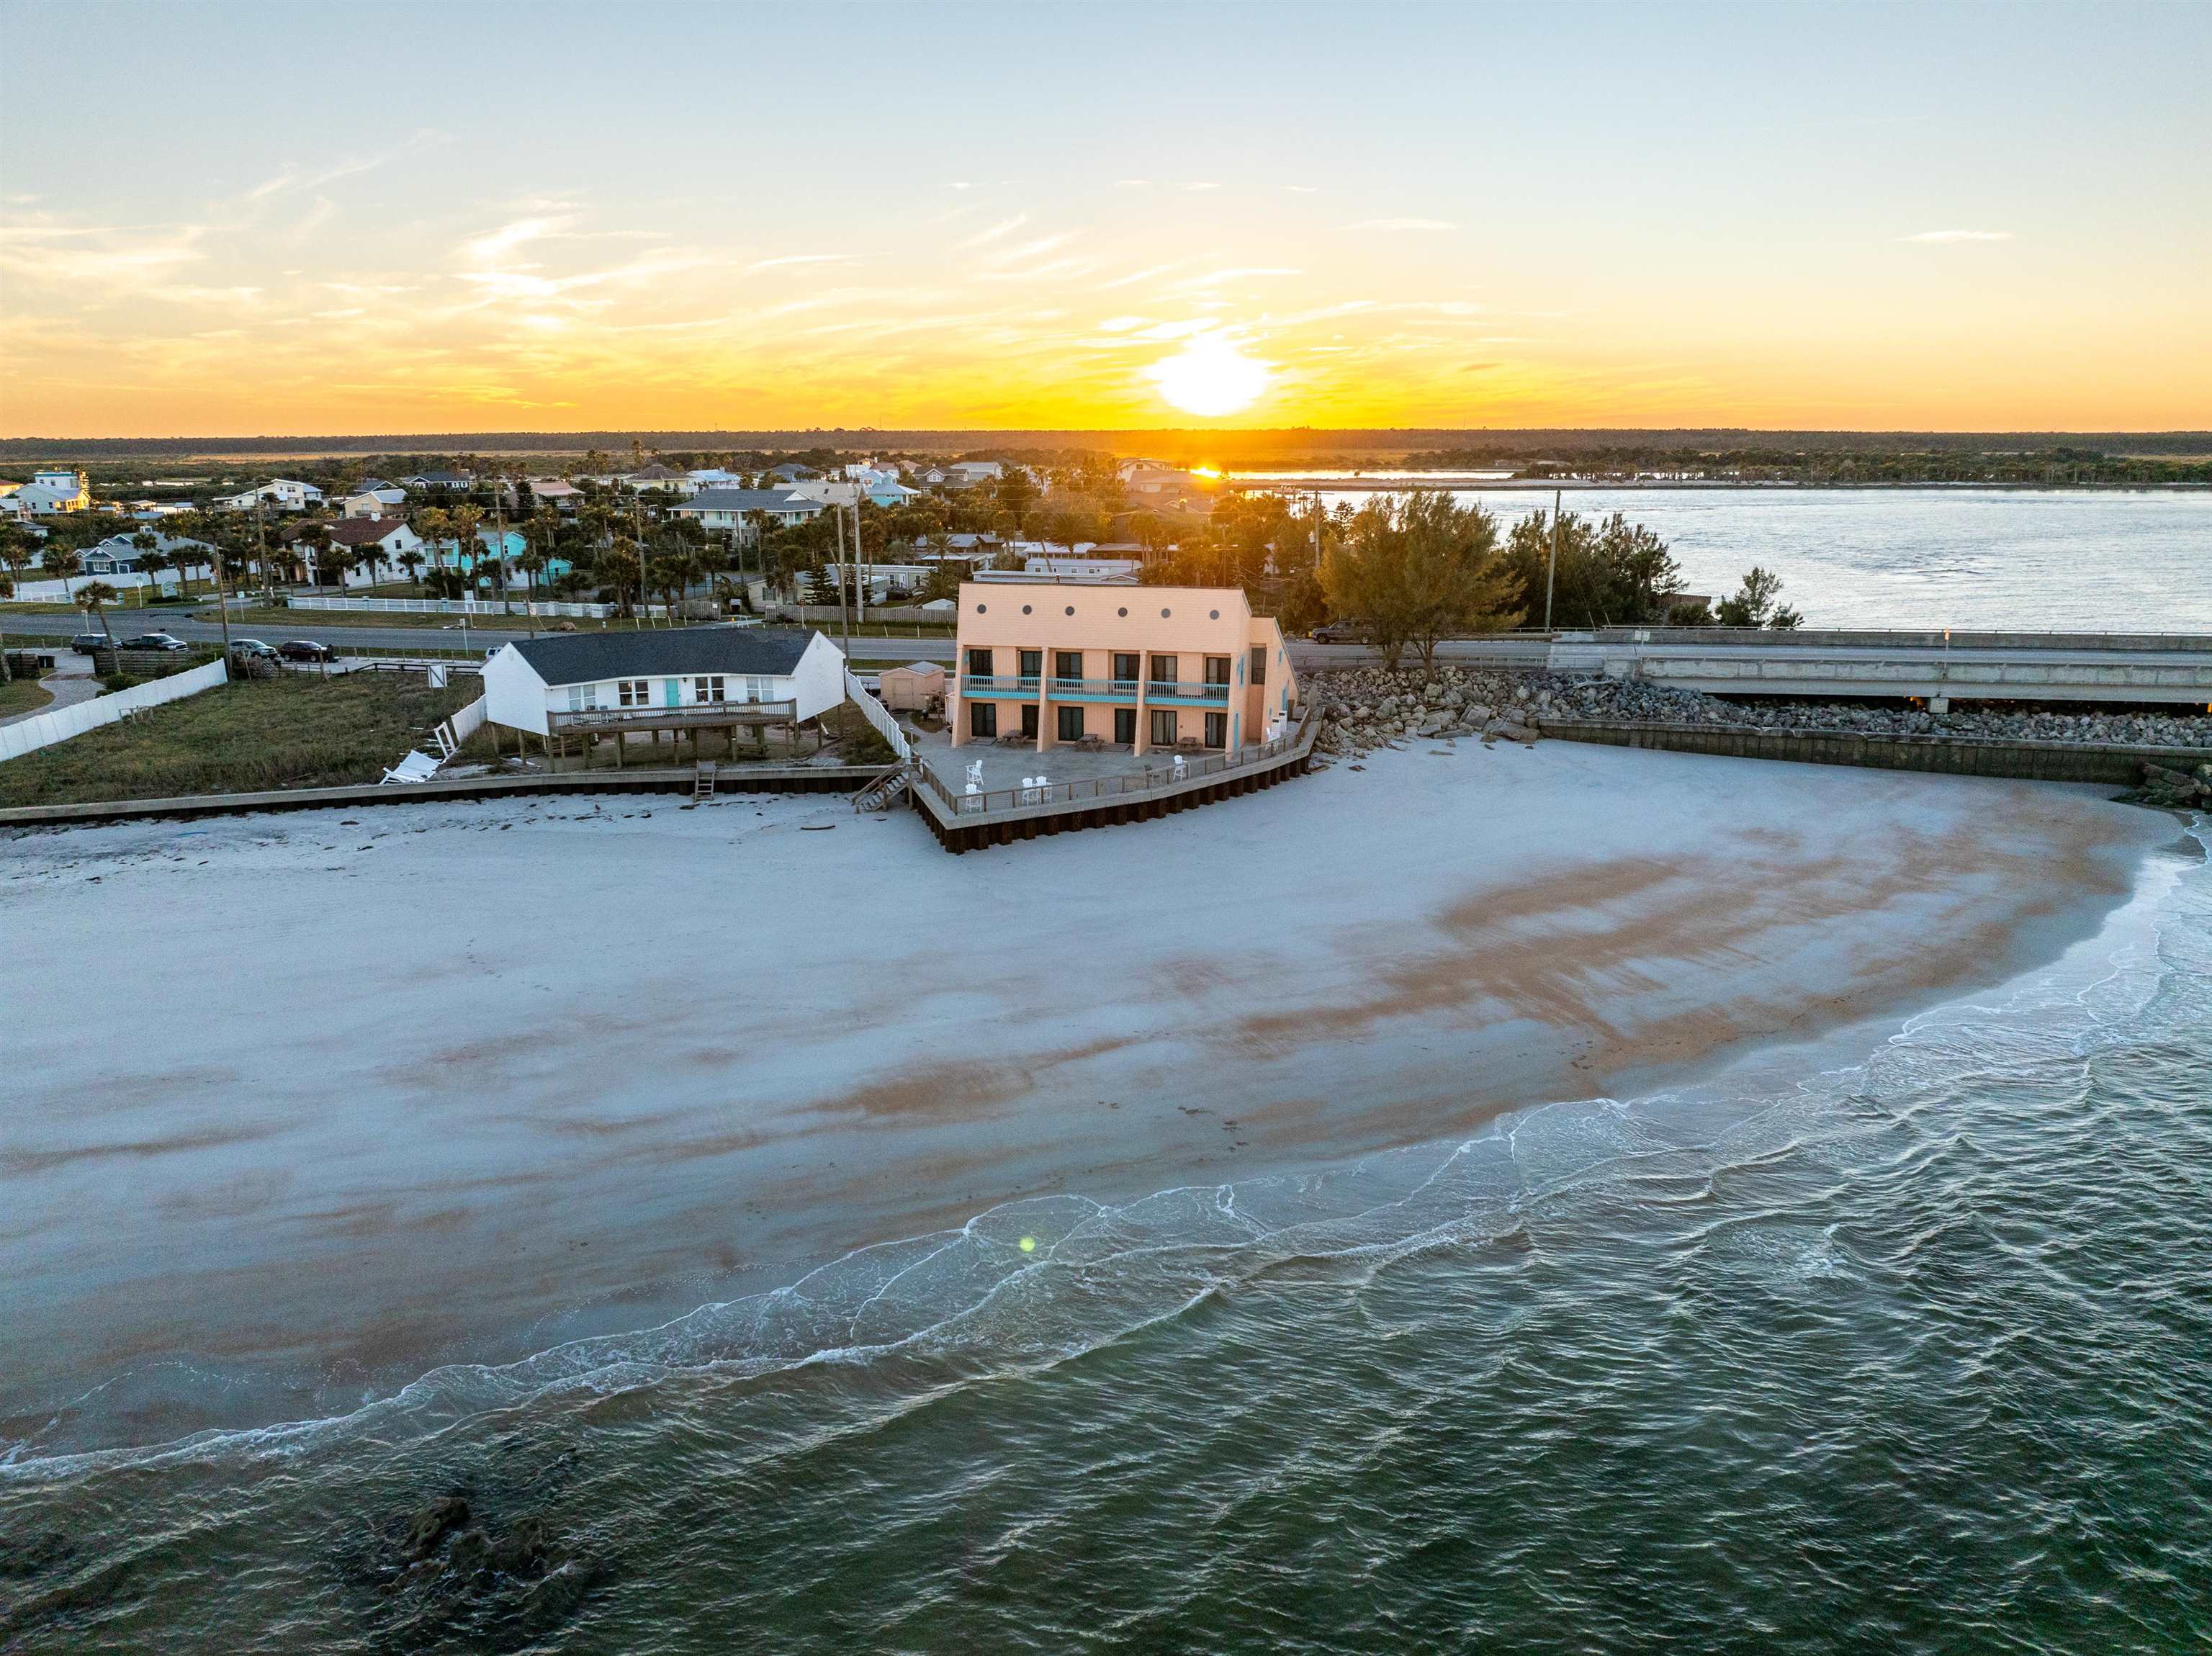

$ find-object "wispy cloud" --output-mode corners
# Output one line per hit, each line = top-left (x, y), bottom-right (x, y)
(962, 214), (1028, 248)
(1171, 266), (1301, 290)
(246, 132), (443, 202)
(745, 253), (862, 274)
(1345, 217), (1457, 232)
(1182, 181), (1222, 192)
(1899, 229), (2014, 243)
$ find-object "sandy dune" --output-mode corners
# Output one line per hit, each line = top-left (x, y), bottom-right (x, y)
(0, 741), (2172, 1453)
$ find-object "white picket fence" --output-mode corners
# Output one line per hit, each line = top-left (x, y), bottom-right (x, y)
(842, 668), (912, 760)
(288, 595), (665, 620)
(0, 658), (228, 762)
(8, 572), (187, 603)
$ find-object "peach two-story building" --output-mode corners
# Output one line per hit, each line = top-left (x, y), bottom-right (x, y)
(949, 582), (1297, 755)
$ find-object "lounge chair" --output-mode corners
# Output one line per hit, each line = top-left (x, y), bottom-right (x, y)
(379, 750), (441, 785)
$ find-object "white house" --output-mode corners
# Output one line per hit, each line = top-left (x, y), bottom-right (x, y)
(7, 469), (93, 515)
(291, 515), (424, 585)
(670, 487), (827, 541)
(214, 478), (324, 512)
(401, 470), (474, 492)
(482, 626), (847, 737)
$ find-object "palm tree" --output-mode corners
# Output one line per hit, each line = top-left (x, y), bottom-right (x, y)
(76, 580), (121, 654)
(397, 549), (426, 590)
(42, 544), (83, 603)
(446, 504), (485, 598)
(136, 546), (172, 603)
(413, 508), (451, 593)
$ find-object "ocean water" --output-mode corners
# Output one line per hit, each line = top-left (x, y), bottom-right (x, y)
(3, 828), (2206, 1652)
(1274, 486), (2212, 634)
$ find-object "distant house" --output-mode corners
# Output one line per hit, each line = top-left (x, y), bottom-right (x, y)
(214, 478), (324, 512)
(670, 487), (827, 541)
(526, 478), (583, 510)
(482, 626), (847, 738)
(9, 469), (94, 515)
(621, 464), (693, 495)
(401, 470), (475, 492)
(769, 462), (819, 483)
(81, 531), (216, 582)
(865, 479), (922, 509)
(685, 468), (742, 489)
(341, 478), (407, 517)
(423, 526), (533, 575)
(285, 515), (424, 586)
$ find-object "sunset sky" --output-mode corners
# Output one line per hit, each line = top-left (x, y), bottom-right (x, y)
(3, 1), (2206, 438)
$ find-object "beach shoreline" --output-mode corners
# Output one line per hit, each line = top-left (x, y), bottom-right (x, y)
(1, 742), (2177, 1458)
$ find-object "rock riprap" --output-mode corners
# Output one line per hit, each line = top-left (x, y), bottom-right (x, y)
(1305, 665), (2212, 763)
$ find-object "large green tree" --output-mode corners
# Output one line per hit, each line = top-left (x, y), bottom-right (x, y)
(1320, 492), (1524, 673)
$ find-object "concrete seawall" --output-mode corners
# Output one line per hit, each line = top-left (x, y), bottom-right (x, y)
(1535, 717), (2203, 786)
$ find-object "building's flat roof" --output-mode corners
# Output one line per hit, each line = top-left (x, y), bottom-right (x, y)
(507, 625), (821, 687)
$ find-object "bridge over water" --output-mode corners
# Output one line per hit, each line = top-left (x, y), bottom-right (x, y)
(1292, 628), (2212, 709)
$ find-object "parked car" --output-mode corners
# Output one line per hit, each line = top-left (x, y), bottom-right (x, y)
(277, 639), (335, 662)
(118, 632), (189, 651)
(70, 633), (112, 654)
(228, 638), (280, 660)
(1309, 621), (1364, 644)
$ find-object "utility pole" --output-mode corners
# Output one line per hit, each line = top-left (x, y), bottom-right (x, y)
(835, 498), (853, 665)
(212, 533), (234, 660)
(1544, 486), (1561, 634)
(491, 467), (509, 621)
(852, 496), (867, 626)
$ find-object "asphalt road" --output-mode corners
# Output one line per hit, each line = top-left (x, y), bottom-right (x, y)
(1, 611), (957, 663)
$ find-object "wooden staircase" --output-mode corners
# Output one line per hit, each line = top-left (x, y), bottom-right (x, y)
(693, 760), (717, 803)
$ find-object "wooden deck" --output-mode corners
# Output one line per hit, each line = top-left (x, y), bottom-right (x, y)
(906, 705), (1321, 852)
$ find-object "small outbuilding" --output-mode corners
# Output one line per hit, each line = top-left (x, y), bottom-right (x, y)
(875, 660), (946, 713)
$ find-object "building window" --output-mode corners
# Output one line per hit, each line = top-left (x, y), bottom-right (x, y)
(618, 679), (650, 707)
(970, 701), (998, 739)
(966, 647), (994, 678)
(1055, 650), (1083, 684)
(567, 684), (599, 711)
(1021, 704), (1040, 739)
(1056, 706), (1084, 741)
(1114, 707), (1136, 744)
(1251, 646), (1267, 685)
(1112, 652), (1139, 685)
(1149, 653), (1177, 686)
(1205, 711), (1228, 748)
(745, 675), (774, 701)
(1151, 708), (1177, 747)
(1205, 656), (1232, 687)
(1018, 649), (1042, 683)
(694, 675), (726, 703)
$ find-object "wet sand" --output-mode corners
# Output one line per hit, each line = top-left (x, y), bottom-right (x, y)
(0, 741), (2172, 1454)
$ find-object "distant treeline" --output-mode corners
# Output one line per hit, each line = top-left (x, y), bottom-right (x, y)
(8, 428), (2209, 466)
(1403, 444), (2212, 486)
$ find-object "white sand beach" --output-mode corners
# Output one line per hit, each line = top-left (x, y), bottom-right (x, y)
(1, 742), (2175, 1453)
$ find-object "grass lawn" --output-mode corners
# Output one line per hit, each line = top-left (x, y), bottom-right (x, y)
(0, 674), (476, 808)
(0, 678), (55, 718)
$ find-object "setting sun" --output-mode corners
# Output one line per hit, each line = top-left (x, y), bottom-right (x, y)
(1148, 336), (1270, 418)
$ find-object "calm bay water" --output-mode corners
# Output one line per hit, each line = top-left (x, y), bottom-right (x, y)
(4, 832), (2206, 1652)
(1277, 487), (2212, 633)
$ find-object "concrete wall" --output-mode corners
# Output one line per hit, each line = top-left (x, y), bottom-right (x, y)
(1537, 716), (2206, 787)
